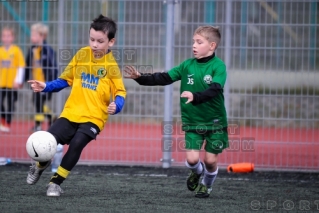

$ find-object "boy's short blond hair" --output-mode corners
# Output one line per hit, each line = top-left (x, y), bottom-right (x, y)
(31, 23), (49, 38)
(194, 26), (221, 48)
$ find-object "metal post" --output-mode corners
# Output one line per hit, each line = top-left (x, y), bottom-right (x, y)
(224, 0), (232, 117)
(56, 0), (64, 116)
(276, 1), (283, 69)
(42, 1), (49, 23)
(117, 1), (125, 68)
(72, 0), (79, 49)
(20, 1), (27, 53)
(240, 1), (247, 68)
(204, 0), (215, 23)
(162, 0), (175, 168)
(310, 1), (317, 70)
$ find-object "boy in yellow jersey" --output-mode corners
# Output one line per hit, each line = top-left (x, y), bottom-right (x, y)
(25, 23), (58, 132)
(0, 27), (25, 132)
(26, 15), (126, 197)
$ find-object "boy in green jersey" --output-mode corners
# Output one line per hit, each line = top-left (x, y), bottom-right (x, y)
(125, 26), (228, 198)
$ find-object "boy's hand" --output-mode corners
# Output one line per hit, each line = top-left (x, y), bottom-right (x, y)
(124, 65), (141, 79)
(181, 91), (193, 104)
(107, 102), (116, 115)
(27, 80), (46, 92)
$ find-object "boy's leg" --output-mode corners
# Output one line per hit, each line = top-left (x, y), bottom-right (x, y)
(185, 150), (202, 171)
(1, 90), (17, 132)
(32, 93), (45, 131)
(185, 150), (203, 191)
(48, 131), (92, 187)
(26, 161), (51, 185)
(47, 121), (99, 196)
(184, 132), (204, 191)
(203, 152), (218, 173)
(5, 90), (18, 127)
(43, 93), (55, 127)
(195, 152), (218, 198)
(26, 118), (74, 186)
(43, 104), (53, 126)
(0, 89), (8, 131)
(195, 130), (228, 198)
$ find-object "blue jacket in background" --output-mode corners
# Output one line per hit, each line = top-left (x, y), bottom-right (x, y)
(25, 40), (58, 82)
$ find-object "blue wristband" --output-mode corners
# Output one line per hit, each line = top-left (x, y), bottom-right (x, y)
(114, 96), (125, 114)
(43, 78), (69, 92)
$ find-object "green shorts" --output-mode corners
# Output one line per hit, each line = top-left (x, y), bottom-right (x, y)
(185, 130), (229, 154)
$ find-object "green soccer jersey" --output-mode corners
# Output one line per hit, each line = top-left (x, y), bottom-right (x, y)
(168, 56), (227, 131)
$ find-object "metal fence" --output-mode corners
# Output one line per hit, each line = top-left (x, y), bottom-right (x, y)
(0, 0), (318, 171)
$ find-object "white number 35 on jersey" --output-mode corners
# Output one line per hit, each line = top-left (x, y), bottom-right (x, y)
(187, 78), (194, 85)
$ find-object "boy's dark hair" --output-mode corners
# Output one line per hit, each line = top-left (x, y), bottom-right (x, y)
(90, 14), (117, 40)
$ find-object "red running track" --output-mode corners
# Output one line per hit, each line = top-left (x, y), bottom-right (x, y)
(0, 121), (318, 171)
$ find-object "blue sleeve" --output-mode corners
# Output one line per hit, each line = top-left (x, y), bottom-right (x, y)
(42, 78), (69, 92)
(114, 96), (125, 114)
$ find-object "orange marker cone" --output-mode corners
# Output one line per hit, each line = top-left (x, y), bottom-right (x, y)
(227, 162), (254, 173)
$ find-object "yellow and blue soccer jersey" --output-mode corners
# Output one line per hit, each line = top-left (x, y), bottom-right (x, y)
(0, 45), (25, 88)
(59, 46), (126, 131)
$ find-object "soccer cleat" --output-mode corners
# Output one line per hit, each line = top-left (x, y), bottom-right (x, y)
(47, 183), (64, 197)
(26, 161), (51, 185)
(195, 183), (212, 198)
(186, 163), (204, 191)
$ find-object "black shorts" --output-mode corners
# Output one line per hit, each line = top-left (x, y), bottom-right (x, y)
(48, 117), (100, 145)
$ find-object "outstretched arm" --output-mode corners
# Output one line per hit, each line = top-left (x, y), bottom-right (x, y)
(124, 65), (174, 86)
(28, 78), (69, 93)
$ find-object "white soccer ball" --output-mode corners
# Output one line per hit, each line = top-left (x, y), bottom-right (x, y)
(26, 131), (57, 162)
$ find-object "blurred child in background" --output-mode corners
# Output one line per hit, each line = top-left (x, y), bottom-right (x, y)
(25, 23), (58, 132)
(0, 27), (25, 132)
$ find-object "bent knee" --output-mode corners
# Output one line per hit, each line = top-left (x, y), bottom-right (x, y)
(186, 150), (200, 165)
(187, 158), (200, 165)
(204, 159), (217, 168)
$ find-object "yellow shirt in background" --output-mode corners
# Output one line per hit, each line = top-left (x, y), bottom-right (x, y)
(32, 47), (45, 82)
(0, 45), (25, 88)
(59, 46), (126, 131)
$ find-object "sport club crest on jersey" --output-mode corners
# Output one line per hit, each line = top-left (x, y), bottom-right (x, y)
(97, 68), (107, 78)
(203, 75), (212, 84)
